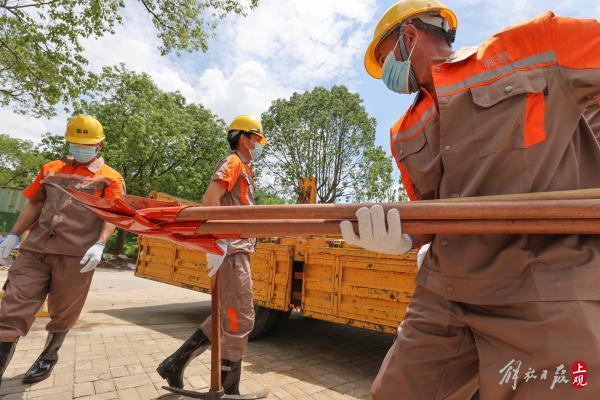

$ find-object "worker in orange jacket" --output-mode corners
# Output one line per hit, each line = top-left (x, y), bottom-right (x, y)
(157, 115), (266, 395)
(0, 115), (124, 385)
(340, 1), (600, 398)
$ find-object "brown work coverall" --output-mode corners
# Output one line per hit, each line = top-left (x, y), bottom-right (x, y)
(200, 152), (256, 362)
(373, 12), (600, 400)
(584, 102), (600, 142)
(0, 157), (124, 341)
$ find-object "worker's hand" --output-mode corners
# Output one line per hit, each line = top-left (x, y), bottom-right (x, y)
(80, 242), (105, 273)
(207, 241), (228, 278)
(417, 243), (431, 268)
(340, 205), (412, 255)
(0, 234), (19, 264)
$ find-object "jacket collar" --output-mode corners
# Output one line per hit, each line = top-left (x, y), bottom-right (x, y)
(445, 46), (478, 64)
(234, 150), (250, 165)
(62, 155), (105, 173)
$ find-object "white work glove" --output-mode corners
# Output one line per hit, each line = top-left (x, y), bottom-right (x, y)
(340, 205), (412, 255)
(80, 242), (105, 273)
(417, 243), (431, 269)
(0, 234), (19, 264)
(207, 241), (228, 278)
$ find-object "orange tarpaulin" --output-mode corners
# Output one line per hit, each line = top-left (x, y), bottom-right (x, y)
(56, 185), (229, 254)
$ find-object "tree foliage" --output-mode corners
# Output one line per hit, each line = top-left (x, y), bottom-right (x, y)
(43, 65), (229, 200)
(0, 133), (48, 188)
(139, 0), (259, 56)
(38, 132), (68, 161)
(351, 147), (397, 203)
(0, 0), (258, 117)
(82, 65), (229, 200)
(258, 86), (394, 203)
(254, 186), (290, 205)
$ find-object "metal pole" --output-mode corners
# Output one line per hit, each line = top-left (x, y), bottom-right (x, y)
(191, 218), (600, 237)
(210, 272), (222, 393)
(177, 199), (600, 222)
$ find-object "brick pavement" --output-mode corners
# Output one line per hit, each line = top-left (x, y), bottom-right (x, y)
(0, 269), (393, 400)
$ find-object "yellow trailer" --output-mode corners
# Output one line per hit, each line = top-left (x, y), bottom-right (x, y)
(134, 192), (418, 338)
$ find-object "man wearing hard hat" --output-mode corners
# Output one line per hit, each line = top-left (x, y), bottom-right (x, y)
(0, 115), (124, 384)
(157, 115), (266, 395)
(341, 0), (600, 398)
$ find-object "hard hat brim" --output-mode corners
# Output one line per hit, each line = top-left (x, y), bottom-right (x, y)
(365, 39), (386, 79)
(253, 132), (267, 145)
(229, 130), (267, 145)
(66, 136), (105, 145)
(364, 6), (458, 79)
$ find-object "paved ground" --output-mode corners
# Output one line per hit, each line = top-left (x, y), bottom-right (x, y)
(0, 268), (393, 400)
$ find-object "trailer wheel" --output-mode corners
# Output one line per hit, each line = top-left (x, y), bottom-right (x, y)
(249, 305), (290, 340)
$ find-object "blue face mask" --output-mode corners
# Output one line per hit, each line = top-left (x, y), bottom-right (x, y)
(69, 143), (98, 163)
(381, 35), (418, 94)
(251, 143), (263, 160)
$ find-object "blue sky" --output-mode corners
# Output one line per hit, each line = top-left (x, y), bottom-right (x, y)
(1, 0), (598, 155)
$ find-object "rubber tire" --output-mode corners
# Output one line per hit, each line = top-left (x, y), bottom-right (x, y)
(249, 305), (290, 340)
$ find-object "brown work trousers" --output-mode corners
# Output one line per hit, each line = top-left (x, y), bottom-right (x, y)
(201, 252), (254, 362)
(0, 250), (94, 342)
(372, 285), (600, 400)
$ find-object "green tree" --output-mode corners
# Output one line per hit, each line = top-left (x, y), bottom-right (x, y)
(0, 133), (48, 188)
(351, 147), (398, 203)
(258, 85), (394, 203)
(254, 187), (290, 205)
(76, 65), (228, 200)
(0, 0), (258, 117)
(40, 66), (229, 254)
(38, 132), (68, 161)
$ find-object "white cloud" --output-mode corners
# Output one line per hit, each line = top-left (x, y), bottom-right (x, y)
(80, 1), (198, 102)
(0, 110), (48, 142)
(1, 0), (380, 140)
(197, 0), (378, 122)
(197, 61), (293, 123)
(0, 109), (67, 143)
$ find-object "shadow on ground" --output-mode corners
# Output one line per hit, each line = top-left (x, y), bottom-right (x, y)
(93, 302), (394, 399)
(88, 301), (211, 329)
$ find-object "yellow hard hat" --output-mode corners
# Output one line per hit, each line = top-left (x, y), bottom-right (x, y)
(65, 114), (105, 145)
(227, 115), (266, 144)
(364, 0), (458, 79)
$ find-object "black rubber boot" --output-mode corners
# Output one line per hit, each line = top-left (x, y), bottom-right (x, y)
(0, 340), (18, 385)
(23, 332), (67, 384)
(221, 359), (242, 395)
(156, 329), (210, 389)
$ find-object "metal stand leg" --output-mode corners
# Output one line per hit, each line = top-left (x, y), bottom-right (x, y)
(160, 271), (268, 400)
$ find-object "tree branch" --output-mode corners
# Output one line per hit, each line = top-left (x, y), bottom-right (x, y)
(0, 87), (27, 103)
(2, 0), (61, 10)
(138, 0), (179, 36)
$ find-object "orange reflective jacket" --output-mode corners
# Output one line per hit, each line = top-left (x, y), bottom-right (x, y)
(22, 157), (124, 257)
(390, 12), (600, 304)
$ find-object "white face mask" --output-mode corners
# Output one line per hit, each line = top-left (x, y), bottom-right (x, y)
(381, 31), (419, 94)
(241, 135), (263, 161)
(251, 143), (263, 160)
(69, 143), (98, 163)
